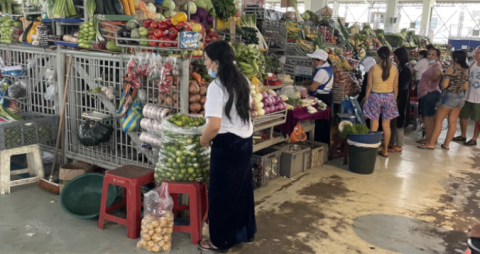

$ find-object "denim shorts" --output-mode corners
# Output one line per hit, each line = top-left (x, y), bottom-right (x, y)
(441, 91), (465, 109)
(419, 91), (440, 117)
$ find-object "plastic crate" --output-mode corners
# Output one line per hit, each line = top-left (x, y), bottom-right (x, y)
(274, 144), (310, 177)
(252, 147), (281, 186)
(297, 140), (325, 169)
(0, 112), (59, 150)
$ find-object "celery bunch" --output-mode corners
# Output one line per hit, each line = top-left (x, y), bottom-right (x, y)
(52, 0), (77, 18)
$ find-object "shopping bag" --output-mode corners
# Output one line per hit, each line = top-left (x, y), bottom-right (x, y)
(121, 99), (143, 133)
(290, 123), (307, 142)
(137, 182), (174, 252)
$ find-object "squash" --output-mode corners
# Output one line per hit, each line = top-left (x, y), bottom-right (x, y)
(77, 120), (114, 146)
(27, 21), (41, 43)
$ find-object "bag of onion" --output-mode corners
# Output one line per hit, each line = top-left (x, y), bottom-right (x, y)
(137, 182), (175, 252)
(154, 113), (210, 183)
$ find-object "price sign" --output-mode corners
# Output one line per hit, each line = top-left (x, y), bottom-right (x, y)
(179, 32), (201, 49)
(294, 66), (313, 78)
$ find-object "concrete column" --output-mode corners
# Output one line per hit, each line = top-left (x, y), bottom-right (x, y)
(384, 0), (399, 34)
(420, 0), (435, 37)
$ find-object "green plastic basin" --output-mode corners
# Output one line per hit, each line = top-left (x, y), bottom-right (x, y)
(60, 173), (117, 219)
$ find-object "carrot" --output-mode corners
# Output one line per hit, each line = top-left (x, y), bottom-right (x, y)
(191, 72), (202, 84)
(121, 0), (131, 15)
(128, 0), (135, 14)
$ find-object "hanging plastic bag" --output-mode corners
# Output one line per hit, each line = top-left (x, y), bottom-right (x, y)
(137, 182), (174, 252)
(127, 54), (138, 74)
(158, 57), (175, 93)
(7, 81), (26, 98)
(44, 68), (56, 83)
(44, 84), (56, 101)
(289, 123), (307, 142)
(155, 114), (210, 183)
(136, 52), (148, 76)
(148, 54), (162, 81)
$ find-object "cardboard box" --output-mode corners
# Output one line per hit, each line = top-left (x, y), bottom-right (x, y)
(59, 162), (93, 192)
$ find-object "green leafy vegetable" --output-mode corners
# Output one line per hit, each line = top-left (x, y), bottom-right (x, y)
(211, 0), (236, 20)
(339, 123), (369, 139)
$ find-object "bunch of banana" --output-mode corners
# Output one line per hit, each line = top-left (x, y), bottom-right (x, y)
(287, 21), (303, 41)
(230, 42), (266, 80)
(338, 57), (353, 71)
(296, 39), (313, 53)
(303, 25), (316, 40)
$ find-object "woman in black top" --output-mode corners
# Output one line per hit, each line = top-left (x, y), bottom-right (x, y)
(389, 48), (412, 152)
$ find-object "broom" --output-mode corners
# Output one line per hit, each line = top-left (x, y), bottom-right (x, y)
(38, 55), (73, 194)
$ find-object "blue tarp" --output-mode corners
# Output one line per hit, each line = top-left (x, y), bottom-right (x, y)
(448, 38), (480, 51)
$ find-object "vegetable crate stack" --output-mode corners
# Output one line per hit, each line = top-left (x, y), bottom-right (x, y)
(154, 114), (211, 183)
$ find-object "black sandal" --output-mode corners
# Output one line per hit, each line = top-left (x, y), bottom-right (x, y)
(453, 136), (467, 142)
(464, 139), (477, 146)
(441, 144), (450, 151)
(198, 239), (227, 253)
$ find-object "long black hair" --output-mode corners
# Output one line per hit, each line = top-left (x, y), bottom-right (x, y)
(419, 50), (427, 58)
(451, 50), (469, 69)
(394, 47), (409, 67)
(205, 41), (250, 124)
(377, 46), (392, 81)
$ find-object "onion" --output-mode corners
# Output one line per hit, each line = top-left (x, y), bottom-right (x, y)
(264, 107), (271, 114)
(262, 98), (268, 106)
(261, 92), (268, 98)
(256, 102), (264, 109)
(279, 102), (286, 111)
(70, 36), (78, 43)
(269, 105), (275, 113)
(274, 105), (279, 112)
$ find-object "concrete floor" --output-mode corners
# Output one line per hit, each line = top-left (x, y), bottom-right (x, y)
(1, 124), (479, 254)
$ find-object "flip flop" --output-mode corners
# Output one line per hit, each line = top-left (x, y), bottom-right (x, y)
(416, 139), (427, 144)
(464, 139), (477, 146)
(387, 148), (399, 153)
(198, 239), (227, 253)
(377, 151), (388, 158)
(417, 145), (434, 150)
(453, 136), (467, 142)
(441, 144), (450, 150)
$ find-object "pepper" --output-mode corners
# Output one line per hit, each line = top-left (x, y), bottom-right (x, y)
(150, 21), (158, 29)
(171, 12), (188, 26)
(160, 36), (169, 47)
(158, 21), (168, 30)
(175, 21), (191, 32)
(148, 35), (157, 46)
(148, 27), (155, 35)
(168, 27), (178, 40)
(143, 19), (153, 28)
(154, 29), (163, 38)
(165, 18), (173, 28)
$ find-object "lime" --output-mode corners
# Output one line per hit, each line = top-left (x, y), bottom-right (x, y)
(167, 158), (174, 163)
(166, 172), (172, 177)
(154, 173), (159, 179)
(188, 167), (195, 174)
(190, 151), (197, 157)
(196, 169), (203, 174)
(188, 177), (195, 181)
(170, 176), (176, 181)
(180, 169), (187, 174)
(165, 162), (172, 168)
(193, 163), (200, 169)
(179, 163), (186, 168)
(176, 157), (182, 163)
(172, 162), (179, 169)
(178, 174), (185, 180)
(176, 151), (183, 157)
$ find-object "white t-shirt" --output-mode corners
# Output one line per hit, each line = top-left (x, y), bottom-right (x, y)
(413, 58), (429, 81)
(204, 79), (253, 138)
(466, 61), (480, 103)
(313, 62), (334, 93)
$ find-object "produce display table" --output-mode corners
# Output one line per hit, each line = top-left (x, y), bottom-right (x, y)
(276, 106), (331, 136)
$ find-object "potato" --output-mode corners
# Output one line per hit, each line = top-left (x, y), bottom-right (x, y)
(147, 240), (155, 247)
(161, 227), (169, 234)
(163, 235), (171, 242)
(152, 245), (161, 252)
(146, 246), (152, 252)
(200, 86), (207, 95)
(172, 93), (178, 102)
(189, 94), (201, 103)
(147, 224), (154, 230)
(164, 213), (173, 219)
(166, 96), (172, 106)
(152, 234), (163, 243)
(190, 103), (201, 113)
(162, 243), (171, 251)
(200, 95), (206, 104)
(155, 227), (162, 233)
(166, 228), (173, 234)
(189, 82), (200, 94)
(136, 240), (145, 248)
(151, 220), (160, 227)
(159, 219), (168, 227)
(143, 234), (151, 241)
(149, 229), (155, 235)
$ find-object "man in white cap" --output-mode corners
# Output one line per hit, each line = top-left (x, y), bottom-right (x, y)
(305, 49), (334, 106)
(304, 49), (334, 145)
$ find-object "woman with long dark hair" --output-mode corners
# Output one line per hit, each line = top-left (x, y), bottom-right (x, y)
(419, 50), (470, 150)
(416, 47), (443, 146)
(198, 41), (256, 252)
(363, 46), (399, 157)
(389, 47), (412, 152)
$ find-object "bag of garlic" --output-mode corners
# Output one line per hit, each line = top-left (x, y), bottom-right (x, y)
(137, 182), (175, 252)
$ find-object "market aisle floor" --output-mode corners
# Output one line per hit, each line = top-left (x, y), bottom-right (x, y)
(1, 124), (479, 254)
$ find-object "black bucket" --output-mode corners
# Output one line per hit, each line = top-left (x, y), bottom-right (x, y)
(348, 145), (378, 174)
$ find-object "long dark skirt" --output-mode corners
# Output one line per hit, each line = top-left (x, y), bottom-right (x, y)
(209, 133), (256, 250)
(314, 93), (333, 145)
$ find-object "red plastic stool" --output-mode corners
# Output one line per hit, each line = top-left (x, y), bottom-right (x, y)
(165, 181), (208, 244)
(98, 165), (154, 239)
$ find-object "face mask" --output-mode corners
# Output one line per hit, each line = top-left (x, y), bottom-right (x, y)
(208, 65), (217, 78)
(428, 60), (436, 65)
